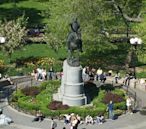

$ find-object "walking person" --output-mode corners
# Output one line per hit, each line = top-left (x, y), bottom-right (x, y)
(107, 100), (114, 119)
(96, 67), (103, 81)
(126, 96), (134, 114)
(114, 71), (120, 84)
(51, 117), (57, 129)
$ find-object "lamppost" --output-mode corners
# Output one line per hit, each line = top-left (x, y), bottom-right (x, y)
(0, 37), (6, 44)
(130, 37), (142, 78)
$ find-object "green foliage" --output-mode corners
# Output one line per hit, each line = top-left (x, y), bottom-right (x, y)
(0, 0), (145, 74)
(18, 97), (40, 111)
(112, 89), (126, 97)
(0, 15), (28, 56)
(93, 88), (126, 111)
(114, 101), (126, 110)
(11, 44), (67, 61)
(93, 90), (105, 103)
(0, 59), (7, 73)
(11, 80), (126, 118)
(136, 72), (146, 78)
(11, 90), (24, 102)
(2, 44), (66, 75)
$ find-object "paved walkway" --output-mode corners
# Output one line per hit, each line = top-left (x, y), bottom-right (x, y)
(0, 78), (146, 129)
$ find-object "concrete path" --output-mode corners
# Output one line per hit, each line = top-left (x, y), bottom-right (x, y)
(1, 78), (146, 129)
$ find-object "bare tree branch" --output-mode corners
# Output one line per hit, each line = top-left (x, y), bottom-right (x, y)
(111, 0), (143, 23)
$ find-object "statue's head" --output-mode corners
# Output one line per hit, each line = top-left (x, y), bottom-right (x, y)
(70, 18), (80, 32)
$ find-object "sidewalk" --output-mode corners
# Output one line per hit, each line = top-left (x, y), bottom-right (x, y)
(2, 104), (146, 129)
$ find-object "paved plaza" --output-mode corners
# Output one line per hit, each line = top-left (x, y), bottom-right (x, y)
(1, 77), (146, 129)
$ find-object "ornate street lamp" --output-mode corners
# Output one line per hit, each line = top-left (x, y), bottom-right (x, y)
(0, 37), (6, 44)
(130, 37), (142, 78)
(130, 37), (142, 49)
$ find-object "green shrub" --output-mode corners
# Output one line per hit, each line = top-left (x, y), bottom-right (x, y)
(7, 67), (24, 76)
(10, 80), (126, 118)
(11, 90), (25, 102)
(18, 97), (40, 111)
(114, 101), (126, 110)
(114, 109), (124, 116)
(40, 80), (60, 92)
(95, 90), (105, 102)
(112, 89), (125, 97)
(137, 72), (146, 78)
(94, 102), (107, 109)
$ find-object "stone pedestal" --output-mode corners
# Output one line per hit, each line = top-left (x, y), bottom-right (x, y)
(53, 60), (87, 106)
(62, 60), (87, 106)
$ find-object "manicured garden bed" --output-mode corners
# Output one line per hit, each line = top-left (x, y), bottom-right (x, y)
(10, 81), (126, 118)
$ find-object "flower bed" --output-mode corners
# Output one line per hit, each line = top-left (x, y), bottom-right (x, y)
(10, 81), (126, 118)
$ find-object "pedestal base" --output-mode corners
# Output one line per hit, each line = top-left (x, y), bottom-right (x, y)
(62, 60), (87, 106)
(63, 95), (87, 106)
(53, 60), (87, 106)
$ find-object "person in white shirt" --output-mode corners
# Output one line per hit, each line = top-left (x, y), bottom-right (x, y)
(85, 115), (94, 125)
(126, 96), (133, 114)
(0, 109), (13, 125)
(96, 68), (103, 81)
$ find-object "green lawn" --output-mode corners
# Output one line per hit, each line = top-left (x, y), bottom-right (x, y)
(11, 44), (67, 62)
(0, 0), (49, 25)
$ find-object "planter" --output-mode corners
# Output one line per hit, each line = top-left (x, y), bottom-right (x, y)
(140, 107), (146, 115)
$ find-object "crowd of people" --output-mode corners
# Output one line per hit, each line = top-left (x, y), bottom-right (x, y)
(82, 66), (122, 84)
(30, 104), (136, 129)
(30, 65), (138, 91)
(31, 67), (63, 81)
(62, 113), (105, 127)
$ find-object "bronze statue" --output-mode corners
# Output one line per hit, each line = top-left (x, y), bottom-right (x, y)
(67, 18), (83, 66)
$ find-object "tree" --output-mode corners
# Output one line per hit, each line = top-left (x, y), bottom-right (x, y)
(0, 15), (28, 57)
(42, 0), (144, 68)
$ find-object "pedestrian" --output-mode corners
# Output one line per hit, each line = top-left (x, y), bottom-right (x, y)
(0, 108), (13, 125)
(100, 72), (106, 83)
(107, 100), (114, 119)
(85, 115), (94, 125)
(114, 71), (120, 84)
(123, 74), (130, 86)
(96, 113), (105, 124)
(96, 67), (103, 81)
(51, 117), (57, 129)
(0, 73), (2, 80)
(32, 110), (44, 122)
(70, 115), (79, 129)
(63, 114), (71, 125)
(48, 67), (54, 80)
(126, 96), (133, 114)
(108, 70), (113, 76)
